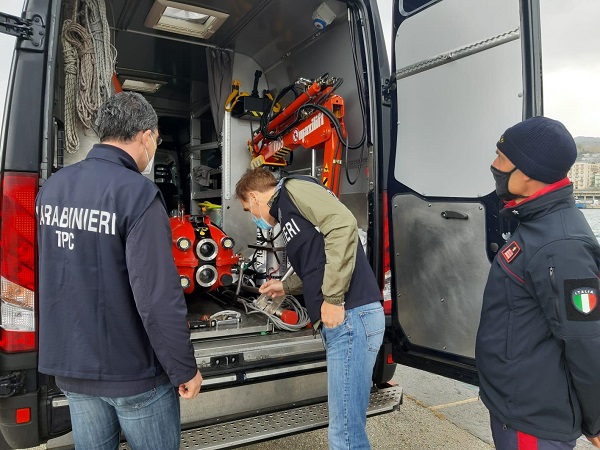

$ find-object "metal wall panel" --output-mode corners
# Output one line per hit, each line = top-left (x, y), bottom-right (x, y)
(392, 193), (490, 357)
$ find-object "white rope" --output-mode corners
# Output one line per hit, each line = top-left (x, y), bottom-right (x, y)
(63, 19), (96, 129)
(83, 0), (116, 104)
(62, 0), (116, 153)
(62, 18), (80, 154)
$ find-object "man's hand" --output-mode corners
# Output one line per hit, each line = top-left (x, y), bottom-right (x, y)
(321, 301), (345, 328)
(587, 436), (600, 448)
(179, 370), (203, 399)
(259, 279), (285, 298)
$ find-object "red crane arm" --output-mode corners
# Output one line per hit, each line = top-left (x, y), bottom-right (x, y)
(249, 93), (345, 196)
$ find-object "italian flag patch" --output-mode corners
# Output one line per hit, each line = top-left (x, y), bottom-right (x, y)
(565, 279), (600, 321)
(571, 289), (598, 314)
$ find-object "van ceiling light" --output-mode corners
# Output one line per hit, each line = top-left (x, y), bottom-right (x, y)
(163, 7), (208, 24)
(145, 0), (229, 39)
(121, 79), (165, 93)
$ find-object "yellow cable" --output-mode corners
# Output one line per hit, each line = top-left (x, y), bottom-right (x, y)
(198, 201), (222, 210)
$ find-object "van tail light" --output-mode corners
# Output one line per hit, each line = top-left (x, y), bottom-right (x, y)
(0, 173), (37, 353)
(382, 191), (392, 315)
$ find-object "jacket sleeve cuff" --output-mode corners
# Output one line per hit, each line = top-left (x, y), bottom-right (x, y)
(323, 294), (345, 306)
(282, 274), (303, 295)
(170, 367), (198, 387)
(582, 426), (600, 439)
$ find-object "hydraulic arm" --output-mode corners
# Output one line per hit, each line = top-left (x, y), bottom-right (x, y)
(248, 75), (346, 196)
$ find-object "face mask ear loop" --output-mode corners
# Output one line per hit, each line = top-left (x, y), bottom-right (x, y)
(251, 196), (265, 219)
(258, 200), (269, 224)
(249, 196), (258, 217)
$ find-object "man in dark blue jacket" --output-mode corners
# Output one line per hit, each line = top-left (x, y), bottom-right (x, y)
(36, 92), (202, 450)
(476, 117), (600, 450)
(235, 170), (384, 450)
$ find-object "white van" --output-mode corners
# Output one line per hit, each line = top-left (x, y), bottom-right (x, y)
(0, 0), (595, 448)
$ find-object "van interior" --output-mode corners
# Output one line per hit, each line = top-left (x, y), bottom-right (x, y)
(51, 0), (385, 394)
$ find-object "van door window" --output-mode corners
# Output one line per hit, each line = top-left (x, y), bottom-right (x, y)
(400, 0), (440, 16)
(540, 1), (600, 222)
(393, 0), (521, 198)
(0, 1), (26, 142)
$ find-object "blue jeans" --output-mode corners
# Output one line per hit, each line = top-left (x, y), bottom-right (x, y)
(63, 382), (180, 450)
(321, 302), (385, 450)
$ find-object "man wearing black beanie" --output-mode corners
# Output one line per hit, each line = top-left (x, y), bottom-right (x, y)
(476, 116), (600, 450)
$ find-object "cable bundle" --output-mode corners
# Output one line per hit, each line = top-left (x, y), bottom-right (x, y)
(237, 295), (311, 332)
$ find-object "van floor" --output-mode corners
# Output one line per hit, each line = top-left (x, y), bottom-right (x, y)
(186, 292), (275, 340)
(186, 292), (325, 378)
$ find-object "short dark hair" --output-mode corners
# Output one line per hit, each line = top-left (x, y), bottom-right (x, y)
(94, 92), (158, 142)
(235, 168), (278, 201)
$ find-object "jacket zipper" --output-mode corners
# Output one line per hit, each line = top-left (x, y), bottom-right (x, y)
(549, 262), (560, 317)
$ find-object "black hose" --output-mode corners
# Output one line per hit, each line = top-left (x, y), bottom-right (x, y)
(259, 84), (301, 141)
(343, 6), (369, 185)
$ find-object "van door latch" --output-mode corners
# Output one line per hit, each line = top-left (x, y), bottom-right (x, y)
(0, 12), (45, 49)
(381, 78), (396, 107)
(441, 210), (468, 220)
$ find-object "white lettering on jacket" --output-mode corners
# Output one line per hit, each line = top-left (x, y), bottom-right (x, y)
(282, 218), (301, 245)
(37, 205), (117, 240)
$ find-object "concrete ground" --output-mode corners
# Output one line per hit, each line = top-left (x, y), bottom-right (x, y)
(244, 364), (594, 450)
(20, 365), (596, 450)
(243, 364), (494, 450)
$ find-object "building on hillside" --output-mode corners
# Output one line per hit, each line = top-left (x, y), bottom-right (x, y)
(569, 162), (600, 189)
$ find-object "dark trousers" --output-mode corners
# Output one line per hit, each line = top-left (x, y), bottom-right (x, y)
(490, 415), (577, 450)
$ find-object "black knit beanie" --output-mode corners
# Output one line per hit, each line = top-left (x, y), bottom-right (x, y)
(496, 116), (577, 184)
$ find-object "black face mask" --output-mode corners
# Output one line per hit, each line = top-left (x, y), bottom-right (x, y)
(490, 165), (518, 200)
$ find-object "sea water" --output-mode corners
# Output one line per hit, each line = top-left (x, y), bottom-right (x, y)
(581, 209), (600, 241)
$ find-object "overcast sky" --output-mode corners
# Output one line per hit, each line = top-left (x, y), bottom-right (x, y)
(538, 0), (600, 138)
(0, 0), (597, 139)
(377, 0), (393, 62)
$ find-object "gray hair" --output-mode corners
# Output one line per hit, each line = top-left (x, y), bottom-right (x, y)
(94, 92), (158, 142)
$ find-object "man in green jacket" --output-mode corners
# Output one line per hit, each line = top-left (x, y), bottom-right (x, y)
(236, 169), (384, 450)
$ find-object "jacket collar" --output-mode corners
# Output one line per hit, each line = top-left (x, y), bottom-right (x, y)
(86, 144), (140, 173)
(500, 179), (574, 221)
(267, 178), (286, 218)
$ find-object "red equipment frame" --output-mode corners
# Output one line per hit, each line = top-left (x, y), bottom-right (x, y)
(248, 78), (346, 196)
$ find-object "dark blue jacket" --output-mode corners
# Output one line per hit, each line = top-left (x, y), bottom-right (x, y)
(476, 184), (600, 441)
(270, 175), (381, 323)
(36, 144), (197, 396)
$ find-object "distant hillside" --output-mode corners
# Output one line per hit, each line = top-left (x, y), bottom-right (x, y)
(575, 136), (600, 154)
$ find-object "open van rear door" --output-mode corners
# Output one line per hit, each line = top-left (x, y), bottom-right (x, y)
(387, 0), (541, 383)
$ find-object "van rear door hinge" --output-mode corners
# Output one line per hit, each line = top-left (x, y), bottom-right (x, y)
(381, 77), (395, 107)
(0, 11), (45, 50)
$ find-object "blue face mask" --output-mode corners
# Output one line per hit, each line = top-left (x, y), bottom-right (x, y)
(250, 200), (273, 230)
(253, 215), (273, 230)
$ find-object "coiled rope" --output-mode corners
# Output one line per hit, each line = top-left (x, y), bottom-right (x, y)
(62, 0), (116, 153)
